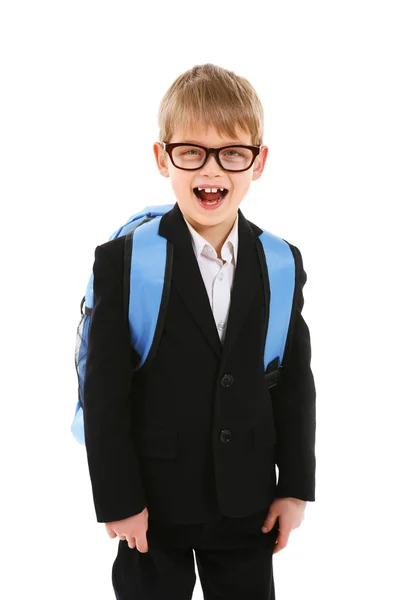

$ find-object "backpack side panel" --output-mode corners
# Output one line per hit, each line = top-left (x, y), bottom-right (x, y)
(72, 308), (92, 445)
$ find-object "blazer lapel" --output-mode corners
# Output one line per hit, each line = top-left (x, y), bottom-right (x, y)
(220, 213), (264, 366)
(157, 202), (267, 366)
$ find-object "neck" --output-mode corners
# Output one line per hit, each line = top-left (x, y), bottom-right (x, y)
(185, 213), (237, 255)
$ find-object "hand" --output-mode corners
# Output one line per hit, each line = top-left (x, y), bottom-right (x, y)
(105, 506), (149, 553)
(261, 497), (306, 554)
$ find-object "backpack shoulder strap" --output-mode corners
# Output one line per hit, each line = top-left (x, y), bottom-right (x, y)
(257, 229), (296, 387)
(123, 216), (154, 320)
(123, 215), (173, 372)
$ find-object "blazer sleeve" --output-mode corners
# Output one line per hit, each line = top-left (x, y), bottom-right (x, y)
(271, 244), (316, 502)
(83, 242), (147, 522)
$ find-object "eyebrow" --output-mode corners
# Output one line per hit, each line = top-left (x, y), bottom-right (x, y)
(181, 140), (247, 146)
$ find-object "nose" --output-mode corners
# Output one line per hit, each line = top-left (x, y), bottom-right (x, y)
(200, 151), (223, 173)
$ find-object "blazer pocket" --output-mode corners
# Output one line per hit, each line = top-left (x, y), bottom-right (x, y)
(134, 426), (178, 459)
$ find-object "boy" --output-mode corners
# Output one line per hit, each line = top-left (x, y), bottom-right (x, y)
(83, 63), (316, 600)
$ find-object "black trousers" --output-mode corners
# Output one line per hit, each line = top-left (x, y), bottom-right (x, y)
(111, 507), (279, 600)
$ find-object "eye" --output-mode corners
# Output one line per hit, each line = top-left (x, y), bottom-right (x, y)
(182, 149), (200, 156)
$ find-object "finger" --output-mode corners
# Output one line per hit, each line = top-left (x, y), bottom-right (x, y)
(126, 537), (136, 550)
(262, 514), (277, 532)
(273, 529), (290, 554)
(105, 526), (117, 539)
(135, 535), (149, 553)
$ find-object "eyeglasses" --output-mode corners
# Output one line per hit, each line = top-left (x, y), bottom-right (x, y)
(162, 142), (261, 172)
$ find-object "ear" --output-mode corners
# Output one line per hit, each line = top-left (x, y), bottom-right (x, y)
(153, 142), (170, 178)
(252, 146), (269, 181)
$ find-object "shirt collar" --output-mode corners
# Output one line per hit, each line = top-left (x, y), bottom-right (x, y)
(183, 213), (239, 266)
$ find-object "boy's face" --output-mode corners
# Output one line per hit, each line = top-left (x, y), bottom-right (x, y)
(153, 124), (268, 232)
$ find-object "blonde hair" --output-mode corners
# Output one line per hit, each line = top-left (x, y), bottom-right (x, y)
(157, 63), (264, 146)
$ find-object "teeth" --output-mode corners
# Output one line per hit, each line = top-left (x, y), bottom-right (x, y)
(196, 187), (226, 192)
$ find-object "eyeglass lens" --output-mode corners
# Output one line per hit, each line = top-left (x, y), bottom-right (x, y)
(171, 146), (254, 170)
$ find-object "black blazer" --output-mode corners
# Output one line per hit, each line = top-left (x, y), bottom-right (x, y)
(83, 202), (316, 524)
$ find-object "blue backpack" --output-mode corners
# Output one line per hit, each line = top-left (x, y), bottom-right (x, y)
(72, 204), (296, 445)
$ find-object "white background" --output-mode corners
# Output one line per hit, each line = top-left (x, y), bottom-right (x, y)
(1, 1), (399, 598)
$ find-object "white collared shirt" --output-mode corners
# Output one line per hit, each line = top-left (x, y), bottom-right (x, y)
(182, 214), (239, 344)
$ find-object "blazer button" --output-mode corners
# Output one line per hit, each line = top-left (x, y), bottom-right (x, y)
(221, 374), (234, 387)
(219, 429), (232, 443)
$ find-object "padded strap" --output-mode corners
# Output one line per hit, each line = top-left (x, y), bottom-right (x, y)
(127, 216), (168, 370)
(258, 230), (296, 375)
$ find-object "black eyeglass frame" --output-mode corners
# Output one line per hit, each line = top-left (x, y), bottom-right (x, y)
(162, 142), (261, 172)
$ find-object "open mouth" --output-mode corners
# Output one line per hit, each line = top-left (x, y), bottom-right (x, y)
(193, 187), (229, 205)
